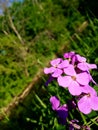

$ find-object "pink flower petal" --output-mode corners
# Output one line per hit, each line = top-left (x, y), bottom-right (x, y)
(87, 63), (97, 69)
(52, 68), (63, 77)
(57, 76), (72, 88)
(76, 54), (86, 62)
(58, 60), (69, 68)
(71, 55), (77, 65)
(78, 62), (97, 71)
(44, 67), (56, 74)
(77, 62), (88, 71)
(90, 96), (98, 111)
(77, 72), (90, 85)
(89, 74), (97, 84)
(50, 96), (60, 110)
(50, 58), (62, 66)
(63, 51), (75, 58)
(68, 81), (82, 96)
(78, 96), (91, 114)
(64, 65), (76, 76)
(81, 85), (97, 96)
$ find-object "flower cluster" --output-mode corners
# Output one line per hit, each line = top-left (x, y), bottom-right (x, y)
(44, 52), (98, 125)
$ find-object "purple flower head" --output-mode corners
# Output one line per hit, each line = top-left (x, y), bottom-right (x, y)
(44, 58), (69, 77)
(50, 96), (68, 125)
(57, 65), (90, 96)
(78, 85), (98, 114)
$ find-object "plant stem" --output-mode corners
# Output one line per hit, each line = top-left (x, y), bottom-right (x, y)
(87, 116), (98, 126)
(34, 92), (47, 109)
(79, 111), (87, 125)
(90, 119), (98, 126)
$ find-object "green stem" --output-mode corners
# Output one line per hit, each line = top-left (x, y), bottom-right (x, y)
(34, 92), (47, 109)
(87, 116), (98, 126)
(90, 119), (98, 126)
(79, 111), (87, 125)
(69, 111), (73, 119)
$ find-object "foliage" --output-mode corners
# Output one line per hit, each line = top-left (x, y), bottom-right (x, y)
(0, 0), (84, 109)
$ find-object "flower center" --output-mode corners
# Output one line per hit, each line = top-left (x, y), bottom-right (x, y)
(71, 76), (76, 81)
(54, 65), (58, 68)
(86, 93), (91, 97)
(68, 58), (71, 62)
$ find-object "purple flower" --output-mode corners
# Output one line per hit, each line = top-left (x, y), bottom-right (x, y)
(82, 125), (90, 130)
(64, 51), (75, 59)
(76, 54), (97, 71)
(44, 58), (69, 77)
(78, 85), (98, 114)
(50, 96), (60, 110)
(76, 54), (87, 63)
(77, 62), (97, 71)
(57, 105), (68, 125)
(50, 96), (68, 125)
(57, 65), (90, 96)
(69, 119), (80, 130)
(63, 51), (76, 65)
